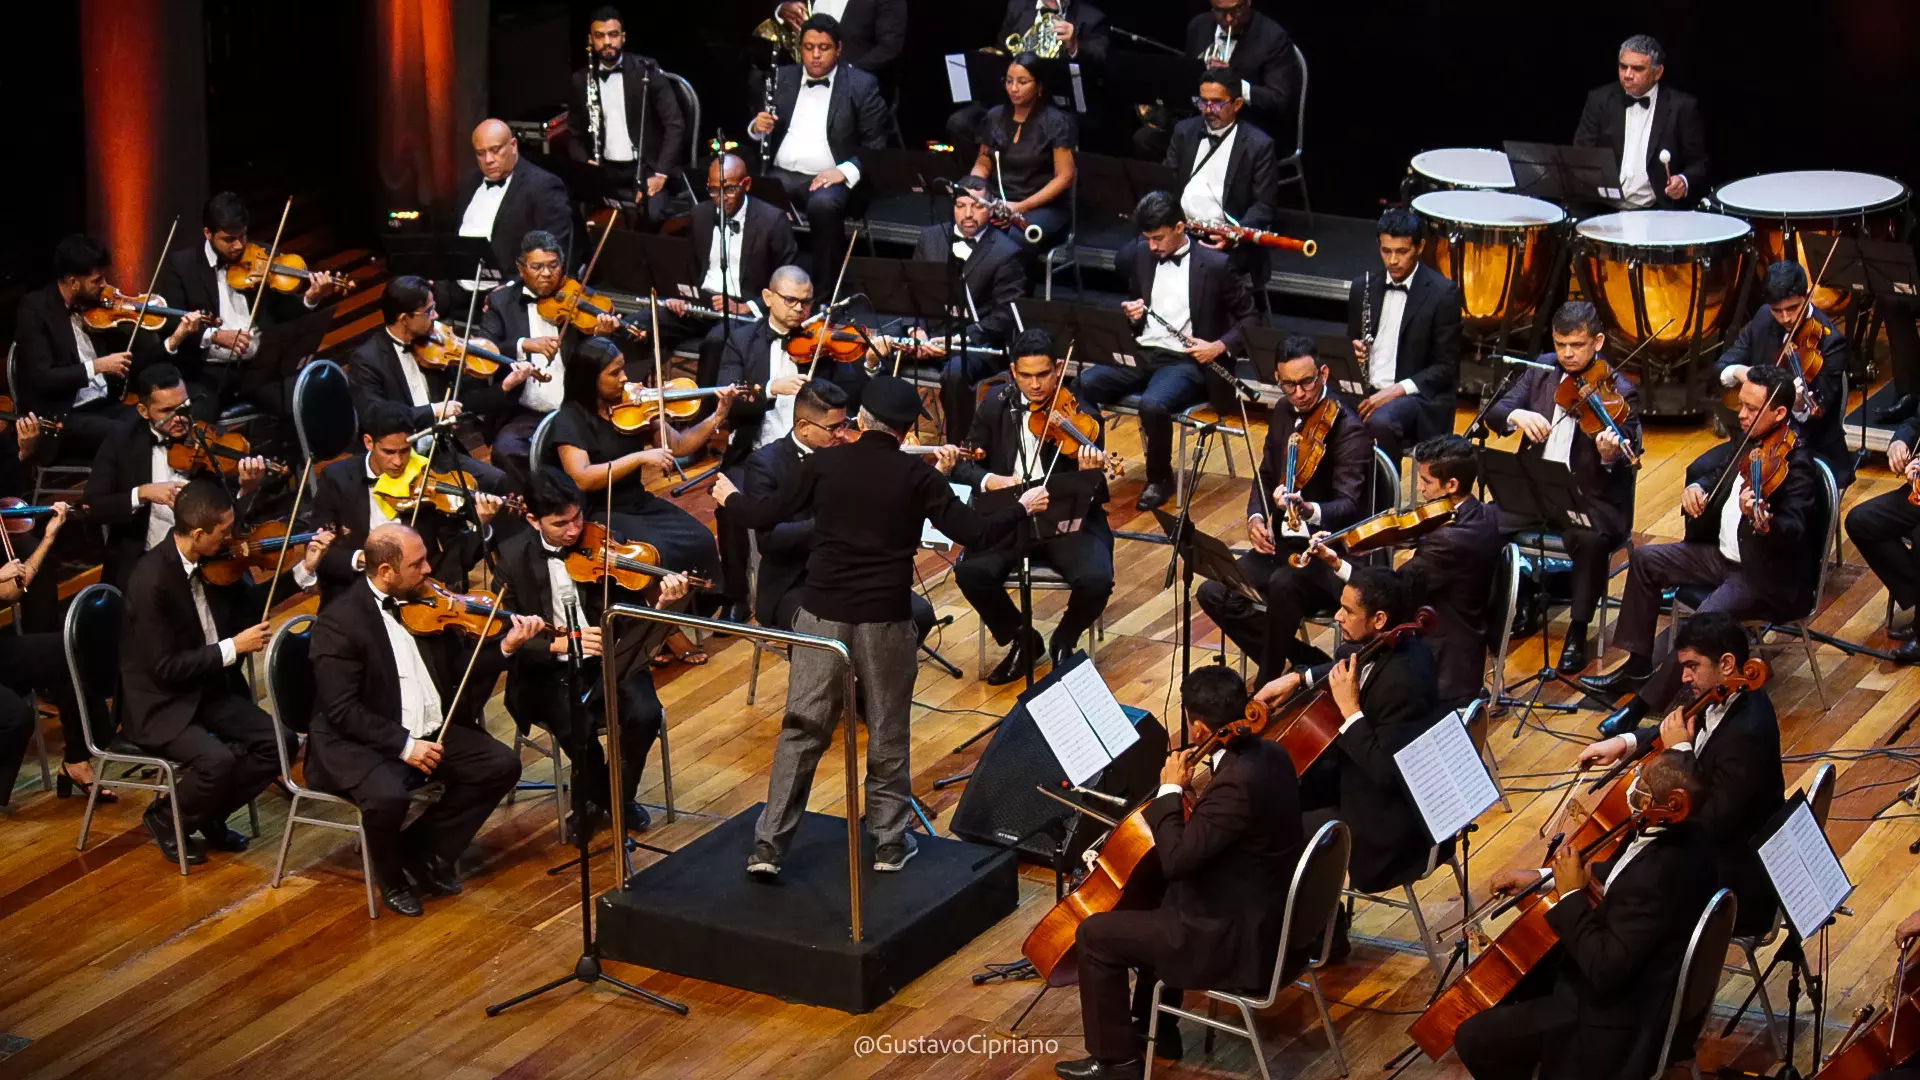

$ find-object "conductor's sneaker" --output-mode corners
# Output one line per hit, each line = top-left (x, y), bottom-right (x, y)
(1053, 1057), (1143, 1080)
(380, 885), (424, 918)
(873, 834), (919, 872)
(746, 843), (782, 880)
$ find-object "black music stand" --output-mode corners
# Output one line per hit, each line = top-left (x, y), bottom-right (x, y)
(1243, 325), (1369, 402)
(1152, 507), (1253, 719)
(1122, 162), (1182, 207)
(947, 51), (1012, 110)
(1480, 448), (1601, 725)
(1502, 141), (1622, 210)
(846, 257), (979, 391)
(1017, 299), (1141, 371)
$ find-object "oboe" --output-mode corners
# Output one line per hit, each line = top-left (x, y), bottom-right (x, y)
(1361, 270), (1375, 353)
(760, 52), (779, 177)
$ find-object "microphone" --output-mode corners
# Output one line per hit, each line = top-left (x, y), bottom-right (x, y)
(799, 294), (863, 328)
(1498, 355), (1558, 370)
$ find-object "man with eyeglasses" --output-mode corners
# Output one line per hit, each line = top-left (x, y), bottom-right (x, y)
(566, 5), (686, 225)
(718, 264), (879, 466)
(1137, 0), (1297, 159)
(1166, 68), (1279, 295)
(903, 174), (1026, 441)
(663, 154), (800, 398)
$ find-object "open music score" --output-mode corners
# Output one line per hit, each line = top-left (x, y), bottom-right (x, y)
(1394, 709), (1502, 843)
(1027, 656), (1138, 786)
(1758, 795), (1854, 941)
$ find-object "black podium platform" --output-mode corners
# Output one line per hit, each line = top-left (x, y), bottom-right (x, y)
(596, 805), (1020, 1013)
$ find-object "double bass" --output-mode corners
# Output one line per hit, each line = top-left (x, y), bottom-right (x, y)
(1818, 947), (1920, 1080)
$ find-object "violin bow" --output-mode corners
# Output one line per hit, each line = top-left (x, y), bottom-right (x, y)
(1035, 344), (1074, 489)
(1893, 939), (1912, 1052)
(255, 460), (314, 621)
(811, 228), (859, 369)
(125, 216), (181, 352)
(246, 198), (294, 328)
(409, 262), (485, 530)
(431, 582), (507, 744)
(648, 289), (684, 481)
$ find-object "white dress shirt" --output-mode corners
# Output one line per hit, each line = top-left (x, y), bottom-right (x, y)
(1669, 694), (1734, 756)
(596, 68), (635, 163)
(180, 547), (239, 668)
(1338, 660), (1378, 732)
(755, 337), (803, 450)
(701, 206), (759, 314)
(949, 226), (976, 264)
(540, 539), (584, 626)
(69, 314), (109, 408)
(139, 428), (192, 550)
(200, 240), (260, 362)
(1180, 122), (1238, 225)
(1717, 474), (1747, 563)
(1602, 829), (1660, 891)
(768, 67), (863, 188)
(1368, 265), (1422, 395)
(1137, 241), (1196, 353)
(390, 332), (433, 407)
(1619, 85), (1658, 208)
(515, 293), (566, 413)
(1014, 406), (1046, 483)
(370, 579), (445, 752)
(460, 174), (513, 238)
(1543, 384), (1579, 466)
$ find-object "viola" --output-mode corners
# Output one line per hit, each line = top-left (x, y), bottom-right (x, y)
(1553, 356), (1640, 468)
(394, 579), (539, 640)
(0, 498), (85, 535)
(535, 278), (648, 338)
(1263, 608), (1436, 771)
(168, 421), (292, 479)
(80, 287), (219, 333)
(1026, 398), (1127, 481)
(1290, 495), (1461, 569)
(412, 321), (512, 380)
(1742, 425), (1796, 534)
(1817, 948), (1920, 1080)
(785, 321), (871, 365)
(559, 520), (713, 594)
(371, 454), (528, 519)
(609, 378), (757, 434)
(1188, 221), (1317, 256)
(199, 520), (343, 587)
(225, 243), (356, 295)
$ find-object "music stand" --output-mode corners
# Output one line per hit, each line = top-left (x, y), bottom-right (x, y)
(1151, 507), (1254, 709)
(383, 233), (503, 294)
(944, 51), (1011, 108)
(1479, 448), (1599, 724)
(1752, 793), (1855, 1075)
(1122, 161), (1183, 207)
(1502, 141), (1624, 209)
(1393, 707), (1500, 973)
(1016, 299), (1142, 371)
(1243, 326), (1368, 402)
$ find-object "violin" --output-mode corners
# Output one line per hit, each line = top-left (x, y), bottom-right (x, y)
(394, 579), (539, 640)
(559, 520), (714, 594)
(1263, 608), (1436, 772)
(412, 321), (513, 380)
(1271, 397), (1342, 533)
(609, 378), (757, 434)
(1290, 495), (1461, 569)
(1818, 946), (1920, 1080)
(785, 321), (872, 365)
(535, 278), (649, 338)
(1742, 425), (1797, 534)
(371, 453), (528, 519)
(80, 287), (219, 333)
(0, 398), (61, 435)
(0, 498), (85, 535)
(199, 520), (343, 587)
(168, 421), (292, 478)
(1553, 356), (1640, 468)
(225, 243), (357, 295)
(1188, 221), (1317, 256)
(1025, 398), (1126, 481)
(901, 443), (987, 461)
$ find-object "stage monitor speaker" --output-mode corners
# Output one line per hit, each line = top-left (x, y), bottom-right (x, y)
(946, 660), (1166, 867)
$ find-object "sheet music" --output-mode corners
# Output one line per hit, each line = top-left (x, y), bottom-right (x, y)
(1758, 800), (1854, 941)
(1027, 678), (1109, 786)
(1059, 659), (1137, 759)
(1393, 710), (1501, 843)
(921, 482), (971, 549)
(945, 54), (971, 103)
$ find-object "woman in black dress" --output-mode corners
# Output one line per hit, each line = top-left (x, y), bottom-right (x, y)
(969, 51), (1077, 252)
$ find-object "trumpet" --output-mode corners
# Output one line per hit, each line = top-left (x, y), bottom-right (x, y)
(1202, 25), (1234, 66)
(753, 3), (807, 64)
(1007, 0), (1066, 59)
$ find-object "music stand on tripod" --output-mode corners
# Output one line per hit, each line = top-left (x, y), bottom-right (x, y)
(1152, 508), (1259, 732)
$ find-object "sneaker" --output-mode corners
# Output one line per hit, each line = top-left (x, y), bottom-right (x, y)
(873, 834), (919, 872)
(746, 842), (781, 880)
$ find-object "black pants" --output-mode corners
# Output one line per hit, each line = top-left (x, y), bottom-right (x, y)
(771, 167), (857, 280)
(144, 696), (281, 830)
(0, 685), (32, 805)
(1195, 545), (1342, 684)
(1500, 511), (1625, 625)
(1074, 355), (1208, 485)
(599, 159), (674, 226)
(0, 630), (88, 765)
(954, 527), (1114, 652)
(1846, 485), (1920, 609)
(714, 503), (752, 607)
(342, 721), (520, 890)
(507, 660), (663, 811)
(1454, 978), (1579, 1080)
(489, 406), (549, 494)
(1076, 909), (1184, 1064)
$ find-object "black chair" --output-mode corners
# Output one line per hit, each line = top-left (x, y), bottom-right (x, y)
(1652, 888), (1740, 1080)
(293, 359), (359, 464)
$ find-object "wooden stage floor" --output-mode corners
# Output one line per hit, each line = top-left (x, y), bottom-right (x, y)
(4, 408), (1918, 1080)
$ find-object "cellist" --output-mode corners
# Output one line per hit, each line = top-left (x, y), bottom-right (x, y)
(1196, 335), (1371, 683)
(1454, 750), (1717, 1080)
(1053, 665), (1301, 1080)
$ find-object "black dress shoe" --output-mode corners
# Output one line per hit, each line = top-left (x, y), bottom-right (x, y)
(624, 800), (652, 832)
(407, 854), (463, 897)
(1597, 695), (1649, 739)
(987, 630), (1047, 686)
(199, 823), (251, 852)
(1876, 393), (1919, 425)
(1893, 640), (1920, 665)
(1053, 1057), (1144, 1080)
(1555, 631), (1589, 675)
(1049, 643), (1075, 672)
(1134, 481), (1175, 512)
(565, 802), (610, 840)
(143, 804), (208, 866)
(1135, 1020), (1182, 1061)
(381, 885), (424, 917)
(1582, 659), (1650, 696)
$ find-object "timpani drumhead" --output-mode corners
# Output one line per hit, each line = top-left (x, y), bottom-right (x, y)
(1575, 210), (1751, 247)
(1412, 190), (1565, 227)
(1714, 171), (1909, 217)
(1409, 149), (1515, 190)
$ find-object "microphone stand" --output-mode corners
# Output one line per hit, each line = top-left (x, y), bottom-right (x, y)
(1107, 25), (1182, 56)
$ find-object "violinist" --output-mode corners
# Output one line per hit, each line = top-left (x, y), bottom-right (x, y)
(1486, 302), (1641, 674)
(498, 470), (689, 835)
(662, 154), (799, 396)
(567, 7), (686, 224)
(1453, 750), (1717, 1080)
(1053, 666), (1302, 1080)
(1714, 260), (1853, 488)
(1589, 365), (1821, 731)
(307, 523), (536, 918)
(951, 329), (1115, 684)
(1253, 567), (1444, 957)
(717, 265), (875, 465)
(0, 501), (97, 804)
(1576, 612), (1784, 938)
(1348, 208), (1463, 460)
(906, 175), (1026, 440)
(1196, 336), (1369, 683)
(1844, 415), (1920, 663)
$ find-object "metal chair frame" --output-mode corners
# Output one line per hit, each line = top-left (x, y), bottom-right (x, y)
(9, 344), (91, 505)
(1650, 888), (1740, 1080)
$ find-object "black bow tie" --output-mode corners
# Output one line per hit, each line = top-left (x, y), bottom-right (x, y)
(149, 429), (171, 447)
(725, 218), (742, 234)
(379, 594), (403, 615)
(1159, 250), (1186, 267)
(541, 544), (570, 561)
(1204, 130), (1229, 148)
(804, 77), (831, 90)
(595, 65), (619, 81)
(1384, 281), (1410, 293)
(1627, 94), (1651, 109)
(482, 177), (507, 189)
(953, 230), (973, 246)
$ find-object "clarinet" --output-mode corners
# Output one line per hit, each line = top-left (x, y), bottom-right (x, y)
(1360, 270), (1375, 353)
(760, 51), (779, 177)
(584, 41), (603, 165)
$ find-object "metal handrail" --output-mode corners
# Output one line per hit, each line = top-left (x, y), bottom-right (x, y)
(602, 604), (865, 940)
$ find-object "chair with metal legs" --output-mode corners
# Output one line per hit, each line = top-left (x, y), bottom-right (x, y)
(1652, 889), (1740, 1080)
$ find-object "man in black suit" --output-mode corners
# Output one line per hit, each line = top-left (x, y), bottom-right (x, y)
(1348, 208), (1463, 459)
(1055, 665), (1302, 1080)
(117, 480), (280, 866)
(1485, 302), (1642, 674)
(1577, 612), (1784, 937)
(747, 14), (889, 278)
(85, 364), (277, 591)
(307, 522), (533, 917)
(951, 329), (1114, 683)
(1166, 68), (1280, 291)
(154, 191), (346, 417)
(569, 7), (686, 224)
(661, 154), (800, 393)
(771, 0), (908, 80)
(1075, 191), (1254, 512)
(898, 175), (1027, 440)
(1572, 34), (1708, 209)
(1712, 260), (1854, 489)
(718, 265), (876, 466)
(946, 0), (1108, 148)
(458, 119), (575, 279)
(1456, 749), (1719, 1080)
(1198, 336), (1371, 684)
(1588, 366), (1822, 733)
(1256, 567), (1445, 954)
(1846, 416), (1920, 662)
(294, 401), (500, 608)
(1172, 0), (1298, 153)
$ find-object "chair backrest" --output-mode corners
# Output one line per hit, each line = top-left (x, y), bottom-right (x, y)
(64, 583), (123, 758)
(1656, 888), (1739, 1078)
(6, 341), (17, 401)
(294, 359), (358, 462)
(1806, 762), (1837, 830)
(1288, 43), (1309, 159)
(1486, 541), (1521, 650)
(658, 70), (701, 182)
(529, 409), (560, 475)
(1805, 459), (1838, 617)
(265, 614), (317, 781)
(1263, 819), (1350, 1001)
(1370, 445), (1401, 517)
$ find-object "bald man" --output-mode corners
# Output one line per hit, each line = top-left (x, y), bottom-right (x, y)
(663, 154), (801, 396)
(458, 119), (576, 278)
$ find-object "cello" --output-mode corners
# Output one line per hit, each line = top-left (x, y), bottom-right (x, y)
(1817, 945), (1920, 1080)
(1261, 607), (1437, 774)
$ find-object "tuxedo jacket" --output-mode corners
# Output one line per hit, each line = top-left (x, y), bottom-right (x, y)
(298, 451), (487, 608)
(1251, 395), (1370, 530)
(950, 383), (1113, 539)
(687, 196), (799, 308)
(1682, 435), (1822, 615)
(997, 0), (1109, 68)
(455, 156), (575, 278)
(912, 223), (1027, 344)
(1182, 12), (1298, 131)
(84, 412), (260, 590)
(118, 541), (253, 748)
(1573, 82), (1710, 209)
(1123, 242), (1254, 353)
(1141, 737), (1303, 992)
(1487, 361), (1642, 539)
(493, 527), (660, 710)
(1164, 117), (1279, 231)
(1715, 305), (1853, 489)
(11, 282), (145, 417)
(1628, 689), (1784, 934)
(474, 279), (617, 360)
(739, 435), (812, 624)
(825, 0), (908, 75)
(344, 330), (512, 432)
(152, 244), (325, 380)
(716, 318), (871, 465)
(761, 62), (889, 179)
(1398, 496), (1501, 703)
(568, 52), (687, 177)
(1345, 267), (1463, 432)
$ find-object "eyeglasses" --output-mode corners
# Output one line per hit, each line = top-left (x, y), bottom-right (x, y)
(800, 417), (852, 434)
(1277, 375), (1322, 394)
(706, 184), (747, 197)
(772, 292), (814, 309)
(1192, 96), (1235, 112)
(149, 398), (193, 418)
